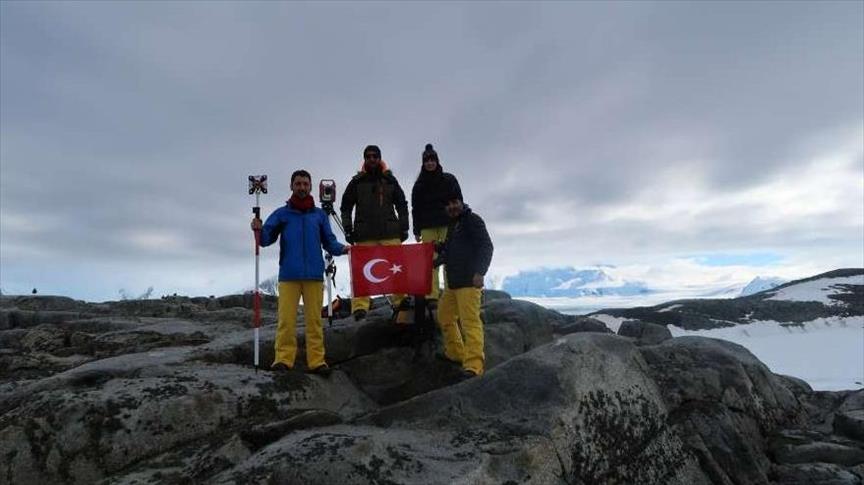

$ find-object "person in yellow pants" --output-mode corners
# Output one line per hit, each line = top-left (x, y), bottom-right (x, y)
(437, 286), (484, 374)
(340, 145), (410, 321)
(275, 281), (325, 370)
(411, 143), (462, 303)
(436, 195), (493, 378)
(252, 169), (349, 375)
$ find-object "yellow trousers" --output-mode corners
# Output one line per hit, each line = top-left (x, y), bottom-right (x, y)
(274, 280), (325, 369)
(420, 226), (448, 300)
(437, 287), (484, 375)
(351, 238), (405, 312)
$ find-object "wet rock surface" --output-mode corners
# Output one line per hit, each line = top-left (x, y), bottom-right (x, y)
(1, 293), (861, 484)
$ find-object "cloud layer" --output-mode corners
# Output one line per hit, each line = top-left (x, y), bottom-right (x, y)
(1, 2), (862, 300)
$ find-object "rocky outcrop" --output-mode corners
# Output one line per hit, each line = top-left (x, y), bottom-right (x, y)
(1, 293), (861, 484)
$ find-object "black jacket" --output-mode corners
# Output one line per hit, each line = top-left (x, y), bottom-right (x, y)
(440, 206), (493, 289)
(411, 171), (462, 236)
(340, 169), (409, 242)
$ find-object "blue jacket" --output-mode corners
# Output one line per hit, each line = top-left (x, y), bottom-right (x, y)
(259, 203), (347, 281)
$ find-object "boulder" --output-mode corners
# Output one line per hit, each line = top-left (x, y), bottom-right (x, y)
(639, 336), (806, 484)
(618, 320), (673, 344)
(771, 462), (863, 485)
(772, 440), (864, 466)
(553, 316), (612, 335)
(836, 411), (864, 442)
(0, 352), (376, 484)
(20, 324), (69, 353)
(215, 333), (710, 485)
(836, 391), (864, 442)
(482, 289), (512, 302)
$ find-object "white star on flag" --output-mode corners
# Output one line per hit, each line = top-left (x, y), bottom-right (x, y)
(389, 264), (403, 274)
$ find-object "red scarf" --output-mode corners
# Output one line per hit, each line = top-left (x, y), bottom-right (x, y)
(289, 194), (314, 212)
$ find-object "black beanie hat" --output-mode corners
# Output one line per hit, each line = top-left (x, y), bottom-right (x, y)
(422, 143), (439, 163)
(364, 145), (381, 157)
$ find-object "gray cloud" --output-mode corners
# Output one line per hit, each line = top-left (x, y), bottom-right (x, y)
(1, 1), (862, 300)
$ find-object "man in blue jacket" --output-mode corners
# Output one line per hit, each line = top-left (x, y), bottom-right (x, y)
(251, 170), (349, 375)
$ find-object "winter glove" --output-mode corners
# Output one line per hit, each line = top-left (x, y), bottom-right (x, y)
(400, 231), (409, 242)
(345, 232), (354, 245)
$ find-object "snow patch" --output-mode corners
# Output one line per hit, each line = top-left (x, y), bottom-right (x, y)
(658, 304), (683, 313)
(669, 315), (864, 391)
(766, 275), (863, 304)
(592, 314), (628, 333)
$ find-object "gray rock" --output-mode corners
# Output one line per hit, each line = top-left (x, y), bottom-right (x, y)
(0, 295), (92, 312)
(20, 324), (68, 353)
(836, 410), (864, 442)
(640, 336), (806, 483)
(484, 298), (572, 330)
(482, 289), (512, 302)
(772, 462), (863, 485)
(0, 309), (92, 329)
(0, 345), (376, 484)
(776, 374), (814, 396)
(833, 389), (864, 442)
(240, 409), (344, 449)
(553, 316), (611, 335)
(0, 328), (29, 349)
(217, 333), (711, 485)
(618, 319), (673, 344)
(773, 440), (864, 466)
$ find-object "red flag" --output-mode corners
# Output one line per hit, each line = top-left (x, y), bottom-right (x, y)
(350, 243), (434, 297)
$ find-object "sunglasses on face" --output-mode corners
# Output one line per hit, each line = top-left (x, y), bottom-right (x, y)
(364, 153), (380, 160)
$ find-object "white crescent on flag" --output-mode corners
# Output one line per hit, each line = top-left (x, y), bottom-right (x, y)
(362, 258), (390, 283)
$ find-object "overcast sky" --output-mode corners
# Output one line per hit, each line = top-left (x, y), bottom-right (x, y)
(1, 1), (862, 301)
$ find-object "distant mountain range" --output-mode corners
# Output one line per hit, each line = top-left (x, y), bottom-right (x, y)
(500, 267), (790, 300)
(500, 267), (652, 298)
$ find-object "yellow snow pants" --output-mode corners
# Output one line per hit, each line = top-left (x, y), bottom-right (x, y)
(437, 287), (485, 375)
(420, 226), (448, 301)
(274, 280), (325, 369)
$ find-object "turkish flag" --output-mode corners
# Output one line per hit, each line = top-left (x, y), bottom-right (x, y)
(350, 243), (434, 297)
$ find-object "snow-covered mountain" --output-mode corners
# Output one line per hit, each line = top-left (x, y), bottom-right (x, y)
(739, 276), (787, 296)
(501, 267), (651, 298)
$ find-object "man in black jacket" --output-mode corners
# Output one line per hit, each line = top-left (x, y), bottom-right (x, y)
(436, 194), (493, 378)
(340, 145), (410, 321)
